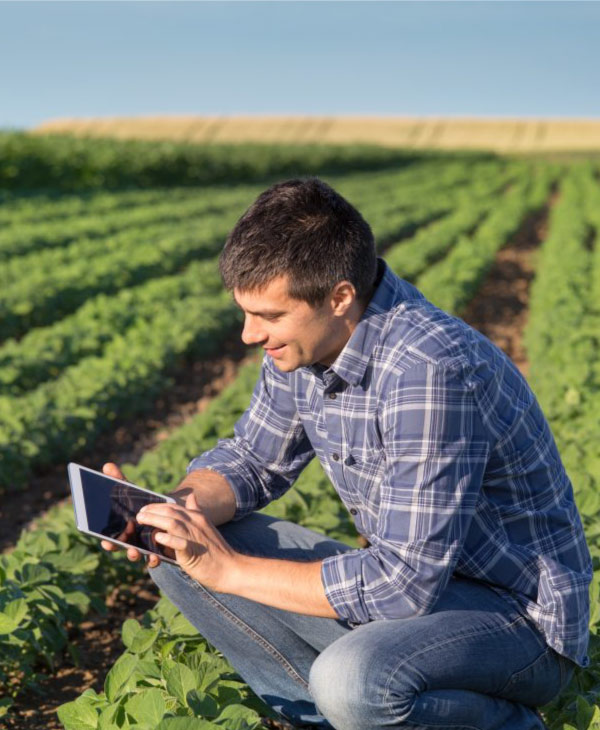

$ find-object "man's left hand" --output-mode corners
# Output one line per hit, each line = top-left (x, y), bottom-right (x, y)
(136, 493), (239, 592)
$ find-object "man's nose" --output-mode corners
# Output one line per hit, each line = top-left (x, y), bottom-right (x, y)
(241, 315), (266, 346)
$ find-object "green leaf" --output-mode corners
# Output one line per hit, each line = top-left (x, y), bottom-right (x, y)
(122, 619), (141, 649)
(122, 618), (159, 654)
(19, 563), (53, 586)
(104, 653), (139, 703)
(166, 663), (198, 706)
(186, 689), (218, 718)
(196, 659), (226, 693)
(214, 685), (243, 709)
(125, 688), (166, 726)
(136, 658), (163, 680)
(576, 695), (595, 729)
(0, 698), (13, 718)
(213, 703), (261, 729)
(169, 613), (198, 637)
(156, 719), (219, 730)
(57, 697), (99, 730)
(0, 598), (28, 634)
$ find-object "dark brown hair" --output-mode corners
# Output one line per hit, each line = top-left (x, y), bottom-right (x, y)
(218, 177), (378, 308)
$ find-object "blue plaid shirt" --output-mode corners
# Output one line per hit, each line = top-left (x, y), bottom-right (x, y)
(188, 258), (593, 668)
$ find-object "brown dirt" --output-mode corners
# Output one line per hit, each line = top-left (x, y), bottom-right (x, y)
(460, 193), (556, 378)
(0, 329), (257, 554)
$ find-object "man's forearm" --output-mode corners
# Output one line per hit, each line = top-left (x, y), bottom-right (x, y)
(225, 554), (339, 619)
(169, 468), (237, 526)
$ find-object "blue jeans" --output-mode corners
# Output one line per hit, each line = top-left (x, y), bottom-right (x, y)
(148, 512), (575, 730)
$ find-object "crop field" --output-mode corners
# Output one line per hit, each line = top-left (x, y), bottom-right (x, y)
(34, 115), (600, 153)
(0, 132), (598, 729)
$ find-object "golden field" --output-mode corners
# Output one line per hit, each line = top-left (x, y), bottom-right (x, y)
(33, 115), (600, 152)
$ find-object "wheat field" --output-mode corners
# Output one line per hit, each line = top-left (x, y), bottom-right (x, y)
(33, 115), (600, 152)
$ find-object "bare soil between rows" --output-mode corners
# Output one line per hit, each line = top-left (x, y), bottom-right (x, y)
(3, 197), (554, 730)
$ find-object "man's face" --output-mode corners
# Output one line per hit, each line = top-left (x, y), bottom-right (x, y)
(233, 274), (359, 373)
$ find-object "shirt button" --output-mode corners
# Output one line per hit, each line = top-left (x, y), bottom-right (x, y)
(328, 393), (337, 400)
(350, 508), (358, 515)
(332, 453), (340, 462)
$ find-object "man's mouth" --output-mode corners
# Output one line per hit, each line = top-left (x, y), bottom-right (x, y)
(265, 345), (286, 356)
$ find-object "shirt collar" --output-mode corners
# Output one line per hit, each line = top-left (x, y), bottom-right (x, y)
(305, 258), (423, 387)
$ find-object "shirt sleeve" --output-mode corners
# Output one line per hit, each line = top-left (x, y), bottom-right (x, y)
(320, 361), (491, 624)
(186, 353), (315, 521)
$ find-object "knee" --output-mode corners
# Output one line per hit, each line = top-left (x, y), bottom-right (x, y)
(309, 638), (391, 730)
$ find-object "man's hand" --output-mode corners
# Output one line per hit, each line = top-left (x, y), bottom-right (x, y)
(99, 462), (174, 568)
(135, 492), (239, 591)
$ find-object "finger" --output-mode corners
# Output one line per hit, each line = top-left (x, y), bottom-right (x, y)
(102, 462), (125, 480)
(127, 547), (143, 562)
(155, 531), (189, 552)
(101, 539), (120, 551)
(136, 512), (189, 535)
(147, 553), (161, 568)
(137, 502), (188, 519)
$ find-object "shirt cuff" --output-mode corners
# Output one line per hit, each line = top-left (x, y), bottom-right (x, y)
(186, 453), (258, 522)
(320, 551), (370, 625)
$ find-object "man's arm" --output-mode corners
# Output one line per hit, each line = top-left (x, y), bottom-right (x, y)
(225, 555), (338, 618)
(185, 353), (315, 522)
(168, 468), (236, 526)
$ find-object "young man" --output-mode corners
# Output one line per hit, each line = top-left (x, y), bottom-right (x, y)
(103, 177), (592, 730)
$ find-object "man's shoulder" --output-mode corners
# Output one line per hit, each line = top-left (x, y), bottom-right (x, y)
(376, 297), (475, 375)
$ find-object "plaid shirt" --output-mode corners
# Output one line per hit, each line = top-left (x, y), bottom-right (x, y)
(188, 258), (593, 667)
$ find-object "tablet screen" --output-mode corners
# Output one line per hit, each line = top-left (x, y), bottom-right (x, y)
(79, 469), (172, 558)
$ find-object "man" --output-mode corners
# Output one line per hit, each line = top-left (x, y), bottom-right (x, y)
(103, 177), (592, 730)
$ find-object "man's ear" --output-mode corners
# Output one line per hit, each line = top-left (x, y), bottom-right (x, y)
(330, 280), (357, 316)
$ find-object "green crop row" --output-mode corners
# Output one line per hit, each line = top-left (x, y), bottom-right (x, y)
(2, 161), (428, 260)
(0, 154), (483, 228)
(0, 289), (243, 491)
(1, 131), (455, 192)
(0, 163), (502, 345)
(383, 164), (520, 282)
(0, 185), (256, 262)
(416, 163), (558, 314)
(0, 212), (234, 342)
(0, 260), (220, 396)
(519, 164), (600, 729)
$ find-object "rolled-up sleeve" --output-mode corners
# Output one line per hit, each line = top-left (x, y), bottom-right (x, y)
(320, 361), (490, 624)
(187, 353), (315, 521)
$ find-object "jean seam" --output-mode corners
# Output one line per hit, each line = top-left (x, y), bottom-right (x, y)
(383, 613), (528, 726)
(496, 645), (553, 696)
(177, 568), (310, 690)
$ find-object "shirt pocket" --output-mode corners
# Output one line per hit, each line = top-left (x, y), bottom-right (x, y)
(343, 451), (386, 506)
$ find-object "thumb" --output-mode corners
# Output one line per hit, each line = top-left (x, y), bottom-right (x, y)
(185, 492), (199, 511)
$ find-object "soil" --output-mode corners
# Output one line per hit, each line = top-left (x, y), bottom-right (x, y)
(460, 196), (555, 379)
(2, 195), (555, 729)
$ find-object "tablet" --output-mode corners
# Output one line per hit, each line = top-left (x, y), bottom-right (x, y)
(68, 462), (178, 565)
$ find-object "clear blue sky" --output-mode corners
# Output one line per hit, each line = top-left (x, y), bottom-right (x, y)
(2, 1), (599, 130)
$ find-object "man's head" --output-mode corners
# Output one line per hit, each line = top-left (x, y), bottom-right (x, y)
(219, 177), (378, 371)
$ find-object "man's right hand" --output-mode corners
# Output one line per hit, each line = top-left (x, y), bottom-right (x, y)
(100, 462), (162, 569)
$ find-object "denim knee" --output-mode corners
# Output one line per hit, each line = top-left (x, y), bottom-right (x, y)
(308, 634), (396, 730)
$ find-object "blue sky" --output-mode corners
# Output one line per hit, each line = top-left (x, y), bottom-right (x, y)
(1, 1), (599, 129)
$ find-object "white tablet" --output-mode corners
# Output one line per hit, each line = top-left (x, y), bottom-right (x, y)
(68, 462), (178, 565)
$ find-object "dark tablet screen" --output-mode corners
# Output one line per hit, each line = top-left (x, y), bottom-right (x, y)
(79, 470), (173, 559)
